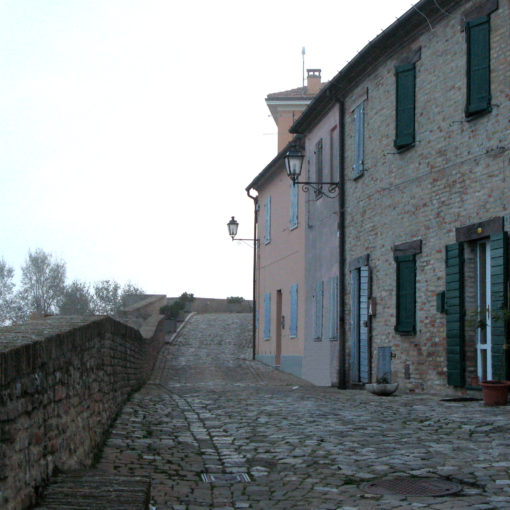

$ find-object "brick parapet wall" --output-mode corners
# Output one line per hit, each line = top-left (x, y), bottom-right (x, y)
(0, 315), (165, 510)
(167, 297), (253, 314)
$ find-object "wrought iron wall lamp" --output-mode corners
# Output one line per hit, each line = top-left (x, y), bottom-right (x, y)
(284, 142), (339, 198)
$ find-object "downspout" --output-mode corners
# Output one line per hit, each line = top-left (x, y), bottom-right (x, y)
(246, 187), (258, 361)
(337, 98), (347, 389)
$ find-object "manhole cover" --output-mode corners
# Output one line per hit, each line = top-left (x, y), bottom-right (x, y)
(362, 477), (462, 497)
(201, 473), (251, 483)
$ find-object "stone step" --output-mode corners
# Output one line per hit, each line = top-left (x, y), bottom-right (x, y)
(34, 470), (150, 510)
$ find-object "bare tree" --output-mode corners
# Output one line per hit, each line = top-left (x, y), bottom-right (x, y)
(91, 280), (144, 315)
(20, 249), (66, 315)
(91, 280), (122, 315)
(59, 280), (92, 315)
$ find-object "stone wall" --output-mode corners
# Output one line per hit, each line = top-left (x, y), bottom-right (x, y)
(168, 297), (252, 314)
(0, 315), (165, 510)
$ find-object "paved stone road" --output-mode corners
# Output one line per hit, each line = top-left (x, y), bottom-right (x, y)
(97, 313), (510, 509)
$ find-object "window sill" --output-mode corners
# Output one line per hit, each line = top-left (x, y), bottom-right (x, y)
(353, 170), (364, 181)
(289, 224), (298, 231)
(465, 107), (492, 122)
(394, 328), (416, 336)
(394, 143), (415, 154)
(289, 335), (297, 339)
(313, 337), (322, 342)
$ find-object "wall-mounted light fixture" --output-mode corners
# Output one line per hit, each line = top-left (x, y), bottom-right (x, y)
(227, 216), (258, 243)
(284, 142), (339, 198)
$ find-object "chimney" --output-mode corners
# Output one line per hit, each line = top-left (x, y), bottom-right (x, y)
(306, 69), (321, 94)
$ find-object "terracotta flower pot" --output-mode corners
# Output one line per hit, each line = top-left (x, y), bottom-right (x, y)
(481, 380), (510, 406)
(365, 383), (399, 396)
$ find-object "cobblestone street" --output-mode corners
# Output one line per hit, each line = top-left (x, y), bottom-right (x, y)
(96, 313), (510, 509)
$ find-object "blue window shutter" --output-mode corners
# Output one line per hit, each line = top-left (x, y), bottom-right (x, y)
(264, 196), (271, 244)
(394, 64), (416, 150)
(264, 292), (271, 339)
(328, 276), (338, 339)
(353, 102), (365, 178)
(290, 182), (298, 229)
(289, 284), (298, 337)
(466, 16), (491, 116)
(314, 280), (323, 339)
(359, 266), (370, 383)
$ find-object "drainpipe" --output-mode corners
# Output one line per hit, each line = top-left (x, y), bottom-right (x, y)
(337, 98), (347, 389)
(246, 187), (258, 361)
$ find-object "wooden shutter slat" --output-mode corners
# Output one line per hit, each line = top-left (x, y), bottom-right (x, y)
(445, 243), (465, 387)
(290, 183), (298, 229)
(290, 284), (298, 337)
(490, 232), (508, 379)
(264, 292), (271, 339)
(359, 266), (371, 383)
(394, 64), (416, 150)
(395, 255), (416, 334)
(350, 270), (360, 383)
(466, 16), (491, 116)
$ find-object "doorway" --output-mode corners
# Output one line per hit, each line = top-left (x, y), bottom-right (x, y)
(476, 240), (492, 381)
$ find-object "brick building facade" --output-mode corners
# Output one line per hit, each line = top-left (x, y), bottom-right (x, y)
(291, 0), (509, 391)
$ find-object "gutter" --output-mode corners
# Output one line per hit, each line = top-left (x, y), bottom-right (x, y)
(337, 98), (346, 389)
(246, 187), (258, 361)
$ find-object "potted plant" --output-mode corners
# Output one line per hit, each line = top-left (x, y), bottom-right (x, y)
(365, 376), (399, 396)
(476, 308), (510, 406)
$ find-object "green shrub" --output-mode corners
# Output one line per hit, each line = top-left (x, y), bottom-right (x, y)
(226, 296), (245, 304)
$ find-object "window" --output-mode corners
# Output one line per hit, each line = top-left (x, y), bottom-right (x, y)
(394, 63), (416, 151)
(289, 182), (298, 230)
(264, 292), (271, 339)
(315, 138), (323, 197)
(465, 16), (491, 117)
(313, 280), (324, 339)
(264, 195), (271, 244)
(395, 254), (416, 335)
(289, 284), (298, 338)
(328, 276), (339, 339)
(353, 102), (365, 178)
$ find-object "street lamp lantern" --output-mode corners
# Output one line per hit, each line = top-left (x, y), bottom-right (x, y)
(284, 140), (339, 199)
(227, 216), (239, 240)
(284, 145), (305, 183)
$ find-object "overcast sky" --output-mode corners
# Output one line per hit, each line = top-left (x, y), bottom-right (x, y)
(0, 0), (414, 299)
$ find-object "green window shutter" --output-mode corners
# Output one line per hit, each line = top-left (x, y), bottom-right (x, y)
(394, 63), (416, 150)
(445, 243), (465, 387)
(466, 16), (491, 117)
(395, 254), (416, 334)
(490, 232), (508, 379)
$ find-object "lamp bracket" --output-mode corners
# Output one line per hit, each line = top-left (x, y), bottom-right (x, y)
(293, 180), (340, 199)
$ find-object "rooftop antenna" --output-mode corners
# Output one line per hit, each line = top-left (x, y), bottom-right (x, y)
(302, 46), (306, 88)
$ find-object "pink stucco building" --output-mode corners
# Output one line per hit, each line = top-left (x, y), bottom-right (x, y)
(246, 70), (323, 377)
